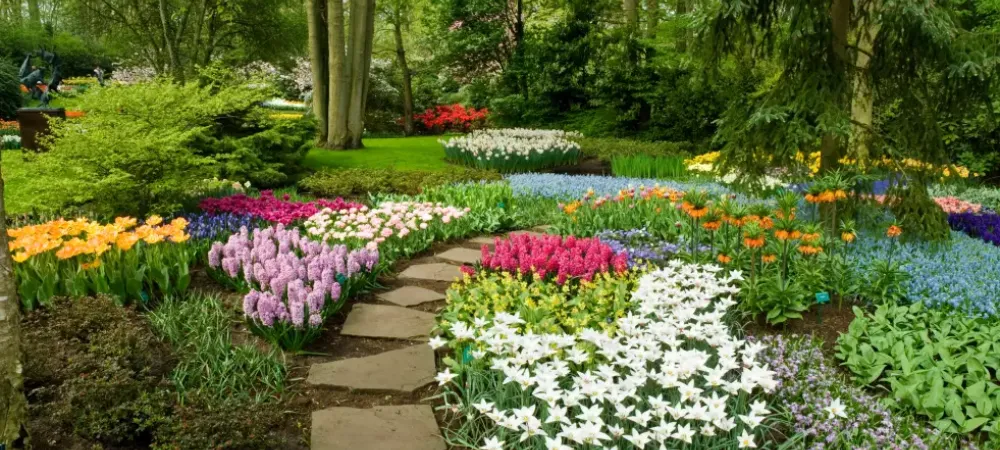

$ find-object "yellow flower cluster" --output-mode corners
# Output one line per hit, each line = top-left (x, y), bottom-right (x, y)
(269, 113), (305, 120)
(8, 216), (190, 263)
(687, 150), (974, 179)
(443, 271), (637, 335)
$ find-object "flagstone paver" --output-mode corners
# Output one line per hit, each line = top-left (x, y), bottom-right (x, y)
(341, 304), (435, 340)
(311, 405), (445, 450)
(434, 247), (482, 265)
(398, 262), (463, 282)
(467, 236), (497, 246)
(307, 345), (435, 392)
(377, 286), (445, 307)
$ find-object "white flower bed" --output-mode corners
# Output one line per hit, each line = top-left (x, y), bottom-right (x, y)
(435, 261), (776, 449)
(262, 98), (308, 111)
(441, 128), (582, 173)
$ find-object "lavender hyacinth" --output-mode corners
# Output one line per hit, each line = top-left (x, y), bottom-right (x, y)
(208, 225), (378, 350)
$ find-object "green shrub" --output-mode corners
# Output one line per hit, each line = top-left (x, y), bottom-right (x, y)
(299, 167), (502, 198)
(23, 296), (176, 445)
(28, 77), (310, 216)
(837, 302), (1000, 437)
(579, 137), (694, 161)
(0, 61), (21, 120)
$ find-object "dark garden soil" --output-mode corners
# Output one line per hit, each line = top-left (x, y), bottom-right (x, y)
(546, 156), (612, 176)
(744, 301), (858, 352)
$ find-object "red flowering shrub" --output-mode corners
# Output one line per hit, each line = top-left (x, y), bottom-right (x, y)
(467, 233), (628, 284)
(413, 104), (488, 134)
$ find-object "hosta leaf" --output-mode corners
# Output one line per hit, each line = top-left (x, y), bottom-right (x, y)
(962, 417), (990, 433)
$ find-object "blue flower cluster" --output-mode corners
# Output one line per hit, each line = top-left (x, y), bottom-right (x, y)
(596, 229), (680, 268)
(849, 231), (1000, 317)
(184, 212), (257, 241)
(505, 173), (731, 199)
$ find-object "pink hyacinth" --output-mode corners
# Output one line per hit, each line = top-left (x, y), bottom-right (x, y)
(478, 233), (629, 285)
(200, 191), (363, 225)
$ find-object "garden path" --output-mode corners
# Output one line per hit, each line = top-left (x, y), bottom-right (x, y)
(308, 229), (546, 449)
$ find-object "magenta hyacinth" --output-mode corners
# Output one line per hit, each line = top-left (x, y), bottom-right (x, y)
(472, 233), (628, 284)
(208, 224), (378, 329)
(200, 190), (364, 225)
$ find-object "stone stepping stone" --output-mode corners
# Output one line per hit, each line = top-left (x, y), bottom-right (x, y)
(508, 230), (548, 238)
(399, 262), (463, 283)
(341, 304), (434, 340)
(377, 286), (445, 307)
(467, 236), (497, 246)
(312, 404), (445, 450)
(435, 247), (482, 265)
(307, 345), (435, 393)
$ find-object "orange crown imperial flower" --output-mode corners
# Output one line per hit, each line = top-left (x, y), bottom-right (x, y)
(717, 253), (732, 264)
(841, 232), (856, 243)
(761, 254), (777, 264)
(887, 225), (902, 238)
(743, 236), (765, 249)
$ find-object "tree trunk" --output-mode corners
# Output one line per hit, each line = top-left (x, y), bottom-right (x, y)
(645, 0), (658, 39)
(676, 0), (687, 53)
(623, 0), (639, 27)
(27, 0), (39, 25)
(307, 0), (329, 141)
(158, 0), (183, 80)
(344, 0), (374, 149)
(393, 20), (414, 136)
(849, 1), (881, 163)
(327, 0), (348, 148)
(0, 152), (28, 449)
(822, 0), (851, 174)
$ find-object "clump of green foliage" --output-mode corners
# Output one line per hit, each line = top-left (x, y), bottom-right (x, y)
(299, 167), (502, 198)
(886, 182), (951, 242)
(578, 137), (693, 161)
(837, 302), (1000, 437)
(27, 78), (312, 216)
(611, 154), (688, 179)
(0, 61), (21, 120)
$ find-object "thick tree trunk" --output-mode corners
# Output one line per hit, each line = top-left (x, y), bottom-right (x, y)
(822, 0), (851, 174)
(158, 0), (183, 80)
(676, 0), (687, 53)
(327, 0), (348, 148)
(623, 0), (639, 27)
(344, 0), (374, 149)
(850, 2), (881, 163)
(307, 0), (329, 141)
(27, 0), (39, 25)
(393, 21), (414, 136)
(645, 0), (658, 39)
(0, 152), (28, 448)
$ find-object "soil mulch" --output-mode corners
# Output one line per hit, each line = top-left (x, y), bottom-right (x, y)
(744, 300), (858, 352)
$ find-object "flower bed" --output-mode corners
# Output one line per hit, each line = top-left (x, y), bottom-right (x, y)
(465, 233), (628, 284)
(1, 120), (19, 150)
(597, 228), (680, 268)
(304, 201), (470, 262)
(208, 225), (378, 350)
(441, 129), (582, 173)
(506, 173), (729, 199)
(434, 263), (776, 449)
(9, 216), (195, 308)
(199, 190), (362, 225)
(948, 211), (1000, 246)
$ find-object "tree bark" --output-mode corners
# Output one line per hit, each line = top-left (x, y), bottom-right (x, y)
(158, 0), (183, 80)
(27, 0), (39, 25)
(393, 20), (414, 136)
(327, 0), (349, 148)
(676, 0), (687, 53)
(822, 0), (851, 174)
(623, 0), (639, 27)
(850, 0), (881, 163)
(344, 0), (374, 149)
(0, 152), (28, 449)
(645, 0), (658, 39)
(307, 0), (329, 141)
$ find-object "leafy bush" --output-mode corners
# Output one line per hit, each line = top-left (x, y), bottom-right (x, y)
(29, 78), (309, 216)
(0, 61), (21, 120)
(23, 296), (175, 446)
(414, 103), (489, 134)
(298, 167), (502, 198)
(837, 302), (1000, 437)
(578, 137), (694, 161)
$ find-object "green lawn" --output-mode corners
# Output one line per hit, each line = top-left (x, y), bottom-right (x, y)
(2, 150), (47, 215)
(303, 136), (455, 172)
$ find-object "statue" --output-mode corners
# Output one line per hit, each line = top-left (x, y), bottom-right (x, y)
(18, 50), (64, 107)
